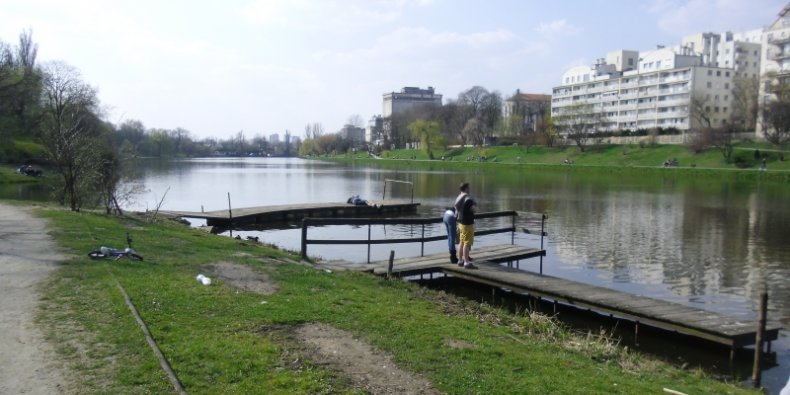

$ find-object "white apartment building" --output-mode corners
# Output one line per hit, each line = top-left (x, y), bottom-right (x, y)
(758, 4), (790, 137)
(552, 32), (761, 133)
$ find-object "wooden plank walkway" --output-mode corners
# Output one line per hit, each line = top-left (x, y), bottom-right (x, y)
(366, 244), (545, 276)
(160, 199), (419, 226)
(365, 249), (780, 350)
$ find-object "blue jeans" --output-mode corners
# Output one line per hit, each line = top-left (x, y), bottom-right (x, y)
(443, 212), (457, 252)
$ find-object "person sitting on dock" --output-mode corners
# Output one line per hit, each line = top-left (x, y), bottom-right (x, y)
(455, 182), (477, 269)
(347, 195), (380, 208)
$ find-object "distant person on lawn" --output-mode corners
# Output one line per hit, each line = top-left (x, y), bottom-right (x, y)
(454, 182), (477, 269)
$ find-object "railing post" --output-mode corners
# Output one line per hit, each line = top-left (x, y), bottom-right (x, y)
(301, 218), (308, 260)
(367, 223), (372, 263)
(420, 223), (425, 256)
(387, 250), (395, 279)
(752, 291), (768, 388)
(539, 214), (546, 275)
(511, 212), (516, 245)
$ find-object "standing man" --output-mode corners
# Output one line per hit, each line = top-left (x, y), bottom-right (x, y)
(442, 207), (458, 264)
(454, 182), (477, 269)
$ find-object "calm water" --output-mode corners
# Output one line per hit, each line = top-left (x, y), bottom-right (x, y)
(43, 157), (790, 392)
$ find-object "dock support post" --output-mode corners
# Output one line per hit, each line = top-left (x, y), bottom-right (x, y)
(300, 219), (308, 260)
(752, 292), (768, 388)
(421, 224), (425, 257)
(227, 192), (233, 238)
(539, 214), (546, 275)
(387, 250), (395, 280)
(634, 321), (639, 345)
(511, 213), (515, 245)
(367, 224), (372, 263)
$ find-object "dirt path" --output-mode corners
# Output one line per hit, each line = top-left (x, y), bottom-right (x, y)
(0, 203), (67, 394)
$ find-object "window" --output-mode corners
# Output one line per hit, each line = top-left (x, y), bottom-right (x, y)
(707, 82), (712, 88)
(628, 58), (634, 66)
(724, 95), (729, 101)
(725, 83), (729, 89)
(723, 107), (728, 113)
(716, 71), (721, 76)
(714, 107), (719, 113)
(725, 71), (730, 77)
(707, 70), (713, 76)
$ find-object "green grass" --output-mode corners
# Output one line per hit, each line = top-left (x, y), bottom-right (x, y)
(33, 207), (757, 394)
(0, 164), (39, 184)
(334, 143), (790, 180)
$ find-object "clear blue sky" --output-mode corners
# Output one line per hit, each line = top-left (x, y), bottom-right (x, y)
(1, 0), (785, 139)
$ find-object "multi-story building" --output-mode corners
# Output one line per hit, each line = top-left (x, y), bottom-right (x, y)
(339, 124), (366, 148)
(502, 90), (551, 135)
(758, 4), (790, 137)
(366, 115), (384, 145)
(382, 87), (442, 118)
(552, 31), (761, 135)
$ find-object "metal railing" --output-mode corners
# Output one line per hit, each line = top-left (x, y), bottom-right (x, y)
(300, 211), (546, 265)
(382, 179), (414, 203)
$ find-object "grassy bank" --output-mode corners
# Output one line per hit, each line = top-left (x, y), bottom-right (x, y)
(0, 165), (40, 184)
(31, 206), (757, 394)
(323, 143), (790, 181)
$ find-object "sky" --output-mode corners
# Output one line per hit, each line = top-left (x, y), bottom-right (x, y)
(1, 0), (786, 139)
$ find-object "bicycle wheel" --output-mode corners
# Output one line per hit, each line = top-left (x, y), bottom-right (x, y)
(88, 250), (107, 259)
(129, 253), (144, 261)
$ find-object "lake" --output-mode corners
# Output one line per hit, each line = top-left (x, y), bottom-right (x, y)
(59, 157), (790, 392)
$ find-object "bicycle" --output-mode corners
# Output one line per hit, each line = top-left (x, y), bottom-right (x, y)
(88, 232), (144, 261)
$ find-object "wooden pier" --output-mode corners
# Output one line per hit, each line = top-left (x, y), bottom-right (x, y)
(365, 248), (781, 353)
(160, 199), (419, 226)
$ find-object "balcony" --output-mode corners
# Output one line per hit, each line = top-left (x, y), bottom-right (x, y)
(769, 35), (790, 45)
(639, 79), (659, 86)
(637, 102), (657, 109)
(656, 97), (689, 106)
(659, 88), (689, 95)
(771, 51), (790, 61)
(656, 111), (687, 118)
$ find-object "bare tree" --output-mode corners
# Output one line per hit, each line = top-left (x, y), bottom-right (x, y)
(304, 122), (324, 140)
(761, 72), (790, 145)
(347, 114), (364, 128)
(762, 101), (790, 144)
(690, 94), (713, 130)
(438, 100), (467, 145)
(479, 90), (503, 139)
(730, 78), (759, 132)
(554, 102), (603, 152)
(172, 127), (190, 155)
(458, 86), (488, 115)
(462, 117), (486, 146)
(39, 61), (102, 211)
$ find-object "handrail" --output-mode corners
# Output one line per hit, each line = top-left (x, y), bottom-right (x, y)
(382, 179), (414, 203)
(300, 211), (546, 265)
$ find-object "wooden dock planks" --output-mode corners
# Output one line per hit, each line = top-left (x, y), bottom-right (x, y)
(160, 200), (420, 226)
(365, 248), (781, 349)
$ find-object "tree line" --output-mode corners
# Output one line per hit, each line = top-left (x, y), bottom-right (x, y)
(299, 86), (555, 159)
(0, 31), (297, 212)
